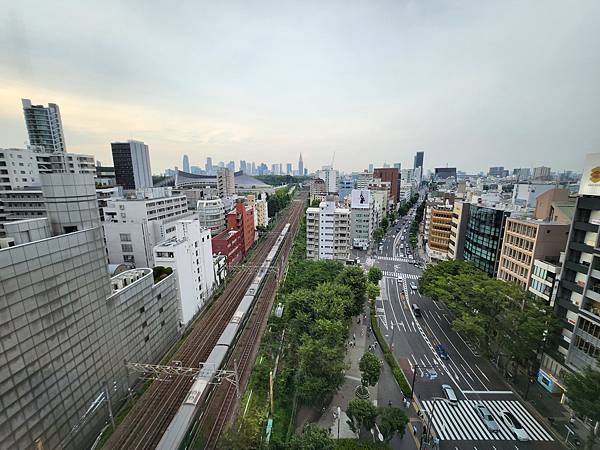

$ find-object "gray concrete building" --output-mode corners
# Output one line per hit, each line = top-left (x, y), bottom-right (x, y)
(0, 173), (180, 450)
(21, 99), (66, 153)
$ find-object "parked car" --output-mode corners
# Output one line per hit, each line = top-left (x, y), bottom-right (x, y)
(441, 384), (458, 405)
(474, 404), (500, 433)
(435, 343), (449, 360)
(500, 411), (530, 441)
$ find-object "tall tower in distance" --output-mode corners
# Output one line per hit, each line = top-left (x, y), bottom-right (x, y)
(182, 154), (190, 173)
(298, 153), (304, 177)
(22, 98), (66, 153)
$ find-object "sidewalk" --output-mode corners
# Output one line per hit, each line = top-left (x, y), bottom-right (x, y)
(307, 311), (378, 439)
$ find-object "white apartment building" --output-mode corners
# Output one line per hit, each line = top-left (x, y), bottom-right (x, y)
(247, 193), (269, 228)
(512, 182), (557, 208)
(317, 166), (339, 193)
(306, 199), (350, 261)
(350, 189), (374, 249)
(103, 189), (190, 267)
(355, 171), (374, 189)
(154, 219), (215, 325)
(217, 168), (235, 198)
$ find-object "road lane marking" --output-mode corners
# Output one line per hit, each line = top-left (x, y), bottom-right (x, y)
(462, 390), (513, 394)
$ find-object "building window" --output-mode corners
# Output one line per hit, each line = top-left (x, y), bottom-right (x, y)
(120, 233), (132, 241)
(121, 244), (133, 252)
(123, 255), (135, 263)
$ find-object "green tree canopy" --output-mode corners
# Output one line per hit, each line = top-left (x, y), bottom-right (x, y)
(346, 399), (378, 435)
(564, 361), (600, 450)
(336, 266), (368, 317)
(368, 267), (383, 284)
(380, 217), (389, 231)
(288, 424), (334, 450)
(367, 282), (380, 301)
(374, 228), (384, 244)
(359, 352), (381, 387)
(378, 406), (409, 442)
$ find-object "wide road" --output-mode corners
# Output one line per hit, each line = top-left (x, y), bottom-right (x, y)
(370, 201), (563, 450)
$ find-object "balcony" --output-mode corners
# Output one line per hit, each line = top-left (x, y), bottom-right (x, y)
(570, 241), (594, 254)
(574, 221), (599, 232)
(582, 300), (600, 319)
(565, 260), (590, 274)
(561, 279), (584, 294)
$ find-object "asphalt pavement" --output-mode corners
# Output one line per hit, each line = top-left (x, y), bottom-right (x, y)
(364, 204), (566, 450)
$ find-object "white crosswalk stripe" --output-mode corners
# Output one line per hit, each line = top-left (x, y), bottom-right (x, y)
(382, 271), (419, 280)
(421, 399), (553, 442)
(376, 256), (414, 262)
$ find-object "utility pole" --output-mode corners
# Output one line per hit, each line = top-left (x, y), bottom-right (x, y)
(103, 382), (115, 431)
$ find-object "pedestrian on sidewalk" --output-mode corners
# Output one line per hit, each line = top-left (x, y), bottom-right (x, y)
(413, 425), (418, 435)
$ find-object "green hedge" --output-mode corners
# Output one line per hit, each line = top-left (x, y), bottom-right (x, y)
(369, 300), (412, 397)
(335, 439), (391, 449)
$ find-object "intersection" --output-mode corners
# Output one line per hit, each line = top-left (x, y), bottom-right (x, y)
(365, 202), (564, 450)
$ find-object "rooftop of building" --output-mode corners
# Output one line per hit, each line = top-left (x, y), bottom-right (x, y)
(551, 201), (576, 220)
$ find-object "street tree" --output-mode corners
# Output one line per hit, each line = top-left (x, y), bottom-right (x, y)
(367, 282), (380, 301)
(346, 399), (378, 435)
(368, 267), (383, 284)
(288, 423), (334, 450)
(374, 228), (384, 244)
(378, 406), (409, 442)
(564, 361), (600, 450)
(359, 352), (381, 387)
(336, 266), (368, 317)
(381, 217), (389, 231)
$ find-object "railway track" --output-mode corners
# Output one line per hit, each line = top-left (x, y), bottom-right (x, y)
(103, 192), (306, 450)
(200, 195), (305, 448)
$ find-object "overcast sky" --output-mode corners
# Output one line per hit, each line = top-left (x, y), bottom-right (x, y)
(1, 1), (599, 173)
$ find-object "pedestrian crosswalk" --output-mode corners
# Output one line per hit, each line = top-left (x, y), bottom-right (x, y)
(377, 256), (414, 262)
(383, 271), (419, 280)
(421, 399), (553, 442)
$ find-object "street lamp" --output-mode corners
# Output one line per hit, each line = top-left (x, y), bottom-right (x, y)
(410, 363), (435, 398)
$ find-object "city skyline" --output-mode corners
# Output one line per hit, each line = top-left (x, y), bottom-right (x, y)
(2, 1), (599, 172)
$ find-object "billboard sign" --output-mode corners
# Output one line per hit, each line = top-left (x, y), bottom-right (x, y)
(351, 189), (371, 209)
(579, 153), (600, 196)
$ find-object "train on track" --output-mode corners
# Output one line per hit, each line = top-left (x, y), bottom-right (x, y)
(155, 223), (291, 450)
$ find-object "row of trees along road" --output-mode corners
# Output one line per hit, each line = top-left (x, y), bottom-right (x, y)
(418, 260), (556, 379)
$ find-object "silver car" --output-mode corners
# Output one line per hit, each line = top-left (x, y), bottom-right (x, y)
(441, 384), (458, 405)
(500, 411), (530, 441)
(474, 404), (500, 433)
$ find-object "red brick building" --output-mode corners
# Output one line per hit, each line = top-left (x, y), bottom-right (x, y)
(373, 167), (399, 203)
(226, 201), (255, 255)
(211, 229), (243, 268)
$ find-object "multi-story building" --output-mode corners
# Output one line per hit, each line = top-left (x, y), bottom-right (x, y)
(154, 219), (215, 326)
(497, 217), (569, 289)
(462, 202), (511, 276)
(533, 188), (573, 221)
(22, 98), (66, 153)
(511, 182), (557, 208)
(196, 197), (226, 234)
(95, 163), (116, 186)
(338, 177), (354, 201)
(427, 206), (454, 260)
(413, 151), (424, 172)
(316, 166), (339, 193)
(552, 153), (600, 374)
(306, 199), (350, 261)
(217, 167), (235, 198)
(434, 167), (457, 182)
(102, 189), (189, 267)
(310, 178), (327, 202)
(529, 258), (562, 306)
(226, 200), (255, 254)
(355, 171), (374, 189)
(533, 166), (552, 180)
(298, 153), (304, 177)
(373, 167), (399, 203)
(211, 229), (243, 267)
(247, 193), (269, 228)
(182, 154), (190, 173)
(0, 173), (179, 450)
(350, 189), (374, 250)
(111, 140), (153, 190)
(488, 166), (505, 177)
(448, 201), (469, 260)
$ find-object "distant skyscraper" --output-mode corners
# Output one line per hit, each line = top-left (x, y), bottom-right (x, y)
(22, 98), (66, 152)
(205, 157), (213, 173)
(251, 162), (256, 175)
(286, 163), (292, 175)
(368, 163), (374, 173)
(218, 161), (225, 168)
(240, 160), (247, 173)
(227, 160), (235, 172)
(111, 140), (153, 190)
(393, 162), (401, 169)
(414, 151), (424, 170)
(182, 154), (190, 172)
(298, 153), (304, 177)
